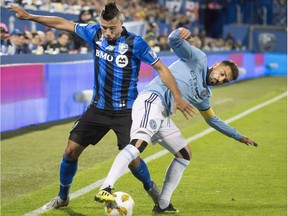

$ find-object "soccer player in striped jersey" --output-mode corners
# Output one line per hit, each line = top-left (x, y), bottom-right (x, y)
(9, 3), (194, 210)
(95, 27), (258, 214)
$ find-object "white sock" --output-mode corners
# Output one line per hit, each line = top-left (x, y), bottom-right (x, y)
(100, 144), (140, 190)
(158, 157), (190, 209)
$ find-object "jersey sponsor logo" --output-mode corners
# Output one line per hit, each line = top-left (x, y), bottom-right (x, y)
(189, 70), (201, 100)
(118, 43), (128, 54)
(95, 49), (113, 61)
(116, 55), (128, 68)
(149, 119), (157, 130)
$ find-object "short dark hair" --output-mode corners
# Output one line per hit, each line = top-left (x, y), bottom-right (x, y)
(100, 2), (122, 21)
(221, 60), (239, 81)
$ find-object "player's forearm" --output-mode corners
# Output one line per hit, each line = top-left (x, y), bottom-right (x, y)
(153, 60), (182, 100)
(205, 116), (242, 140)
(9, 5), (75, 32)
(29, 15), (75, 32)
(158, 68), (182, 100)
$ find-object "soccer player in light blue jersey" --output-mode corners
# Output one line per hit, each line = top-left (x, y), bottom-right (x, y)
(96, 27), (257, 214)
(9, 3), (194, 211)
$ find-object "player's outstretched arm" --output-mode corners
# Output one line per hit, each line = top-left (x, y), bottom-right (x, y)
(8, 5), (75, 32)
(200, 108), (258, 147)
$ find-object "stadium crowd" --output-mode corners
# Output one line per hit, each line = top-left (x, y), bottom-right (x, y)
(1, 0), (271, 55)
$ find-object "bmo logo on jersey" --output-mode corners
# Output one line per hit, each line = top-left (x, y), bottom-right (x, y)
(95, 49), (128, 68)
(95, 49), (113, 61)
(116, 55), (128, 68)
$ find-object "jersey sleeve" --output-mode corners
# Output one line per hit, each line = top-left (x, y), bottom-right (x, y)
(205, 115), (242, 140)
(193, 98), (211, 110)
(134, 36), (159, 65)
(199, 106), (242, 140)
(168, 28), (206, 62)
(74, 23), (100, 47)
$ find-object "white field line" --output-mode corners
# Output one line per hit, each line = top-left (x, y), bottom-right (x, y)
(24, 92), (287, 216)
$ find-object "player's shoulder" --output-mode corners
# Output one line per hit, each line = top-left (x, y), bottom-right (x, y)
(124, 28), (143, 40)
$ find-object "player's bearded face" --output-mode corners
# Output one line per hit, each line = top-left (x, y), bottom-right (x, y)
(207, 63), (232, 86)
(100, 17), (123, 41)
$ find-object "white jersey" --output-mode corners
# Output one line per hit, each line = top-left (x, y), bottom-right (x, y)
(143, 29), (211, 114)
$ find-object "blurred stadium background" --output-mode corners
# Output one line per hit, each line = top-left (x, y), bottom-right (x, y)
(1, 0), (287, 132)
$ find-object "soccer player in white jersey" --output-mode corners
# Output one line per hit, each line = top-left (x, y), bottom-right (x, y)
(95, 28), (258, 214)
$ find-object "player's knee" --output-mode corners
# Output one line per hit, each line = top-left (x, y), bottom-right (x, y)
(179, 147), (191, 160)
(130, 139), (148, 153)
(64, 140), (84, 160)
(128, 157), (140, 170)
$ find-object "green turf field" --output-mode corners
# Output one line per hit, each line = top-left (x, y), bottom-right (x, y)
(1, 76), (287, 216)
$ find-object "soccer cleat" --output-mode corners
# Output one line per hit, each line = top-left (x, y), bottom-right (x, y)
(94, 187), (115, 203)
(42, 196), (69, 210)
(152, 203), (179, 214)
(147, 181), (161, 204)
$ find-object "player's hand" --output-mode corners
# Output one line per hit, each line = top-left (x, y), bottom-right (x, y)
(173, 97), (196, 120)
(178, 28), (191, 40)
(239, 136), (258, 147)
(8, 5), (31, 20)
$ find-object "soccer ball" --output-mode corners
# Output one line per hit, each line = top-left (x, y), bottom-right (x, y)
(104, 191), (135, 216)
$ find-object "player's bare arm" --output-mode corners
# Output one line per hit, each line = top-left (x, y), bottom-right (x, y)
(200, 108), (258, 147)
(153, 60), (195, 119)
(8, 5), (75, 32)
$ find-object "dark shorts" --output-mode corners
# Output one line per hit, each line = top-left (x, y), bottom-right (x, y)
(69, 105), (132, 150)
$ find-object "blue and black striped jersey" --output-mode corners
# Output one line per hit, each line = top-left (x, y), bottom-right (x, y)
(75, 23), (159, 110)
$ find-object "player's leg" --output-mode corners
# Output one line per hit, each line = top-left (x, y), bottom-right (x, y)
(114, 93), (161, 202)
(43, 106), (109, 210)
(95, 93), (164, 203)
(152, 119), (191, 213)
(129, 157), (160, 204)
(94, 139), (146, 202)
(128, 93), (165, 203)
(42, 140), (84, 210)
(154, 146), (191, 213)
(58, 141), (84, 200)
(108, 109), (158, 202)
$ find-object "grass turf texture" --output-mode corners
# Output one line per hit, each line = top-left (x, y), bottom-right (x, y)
(1, 76), (287, 215)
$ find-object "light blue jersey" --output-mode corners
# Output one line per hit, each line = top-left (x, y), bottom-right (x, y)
(143, 29), (211, 112)
(143, 28), (242, 140)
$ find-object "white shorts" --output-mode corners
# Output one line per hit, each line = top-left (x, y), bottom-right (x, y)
(130, 92), (187, 154)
